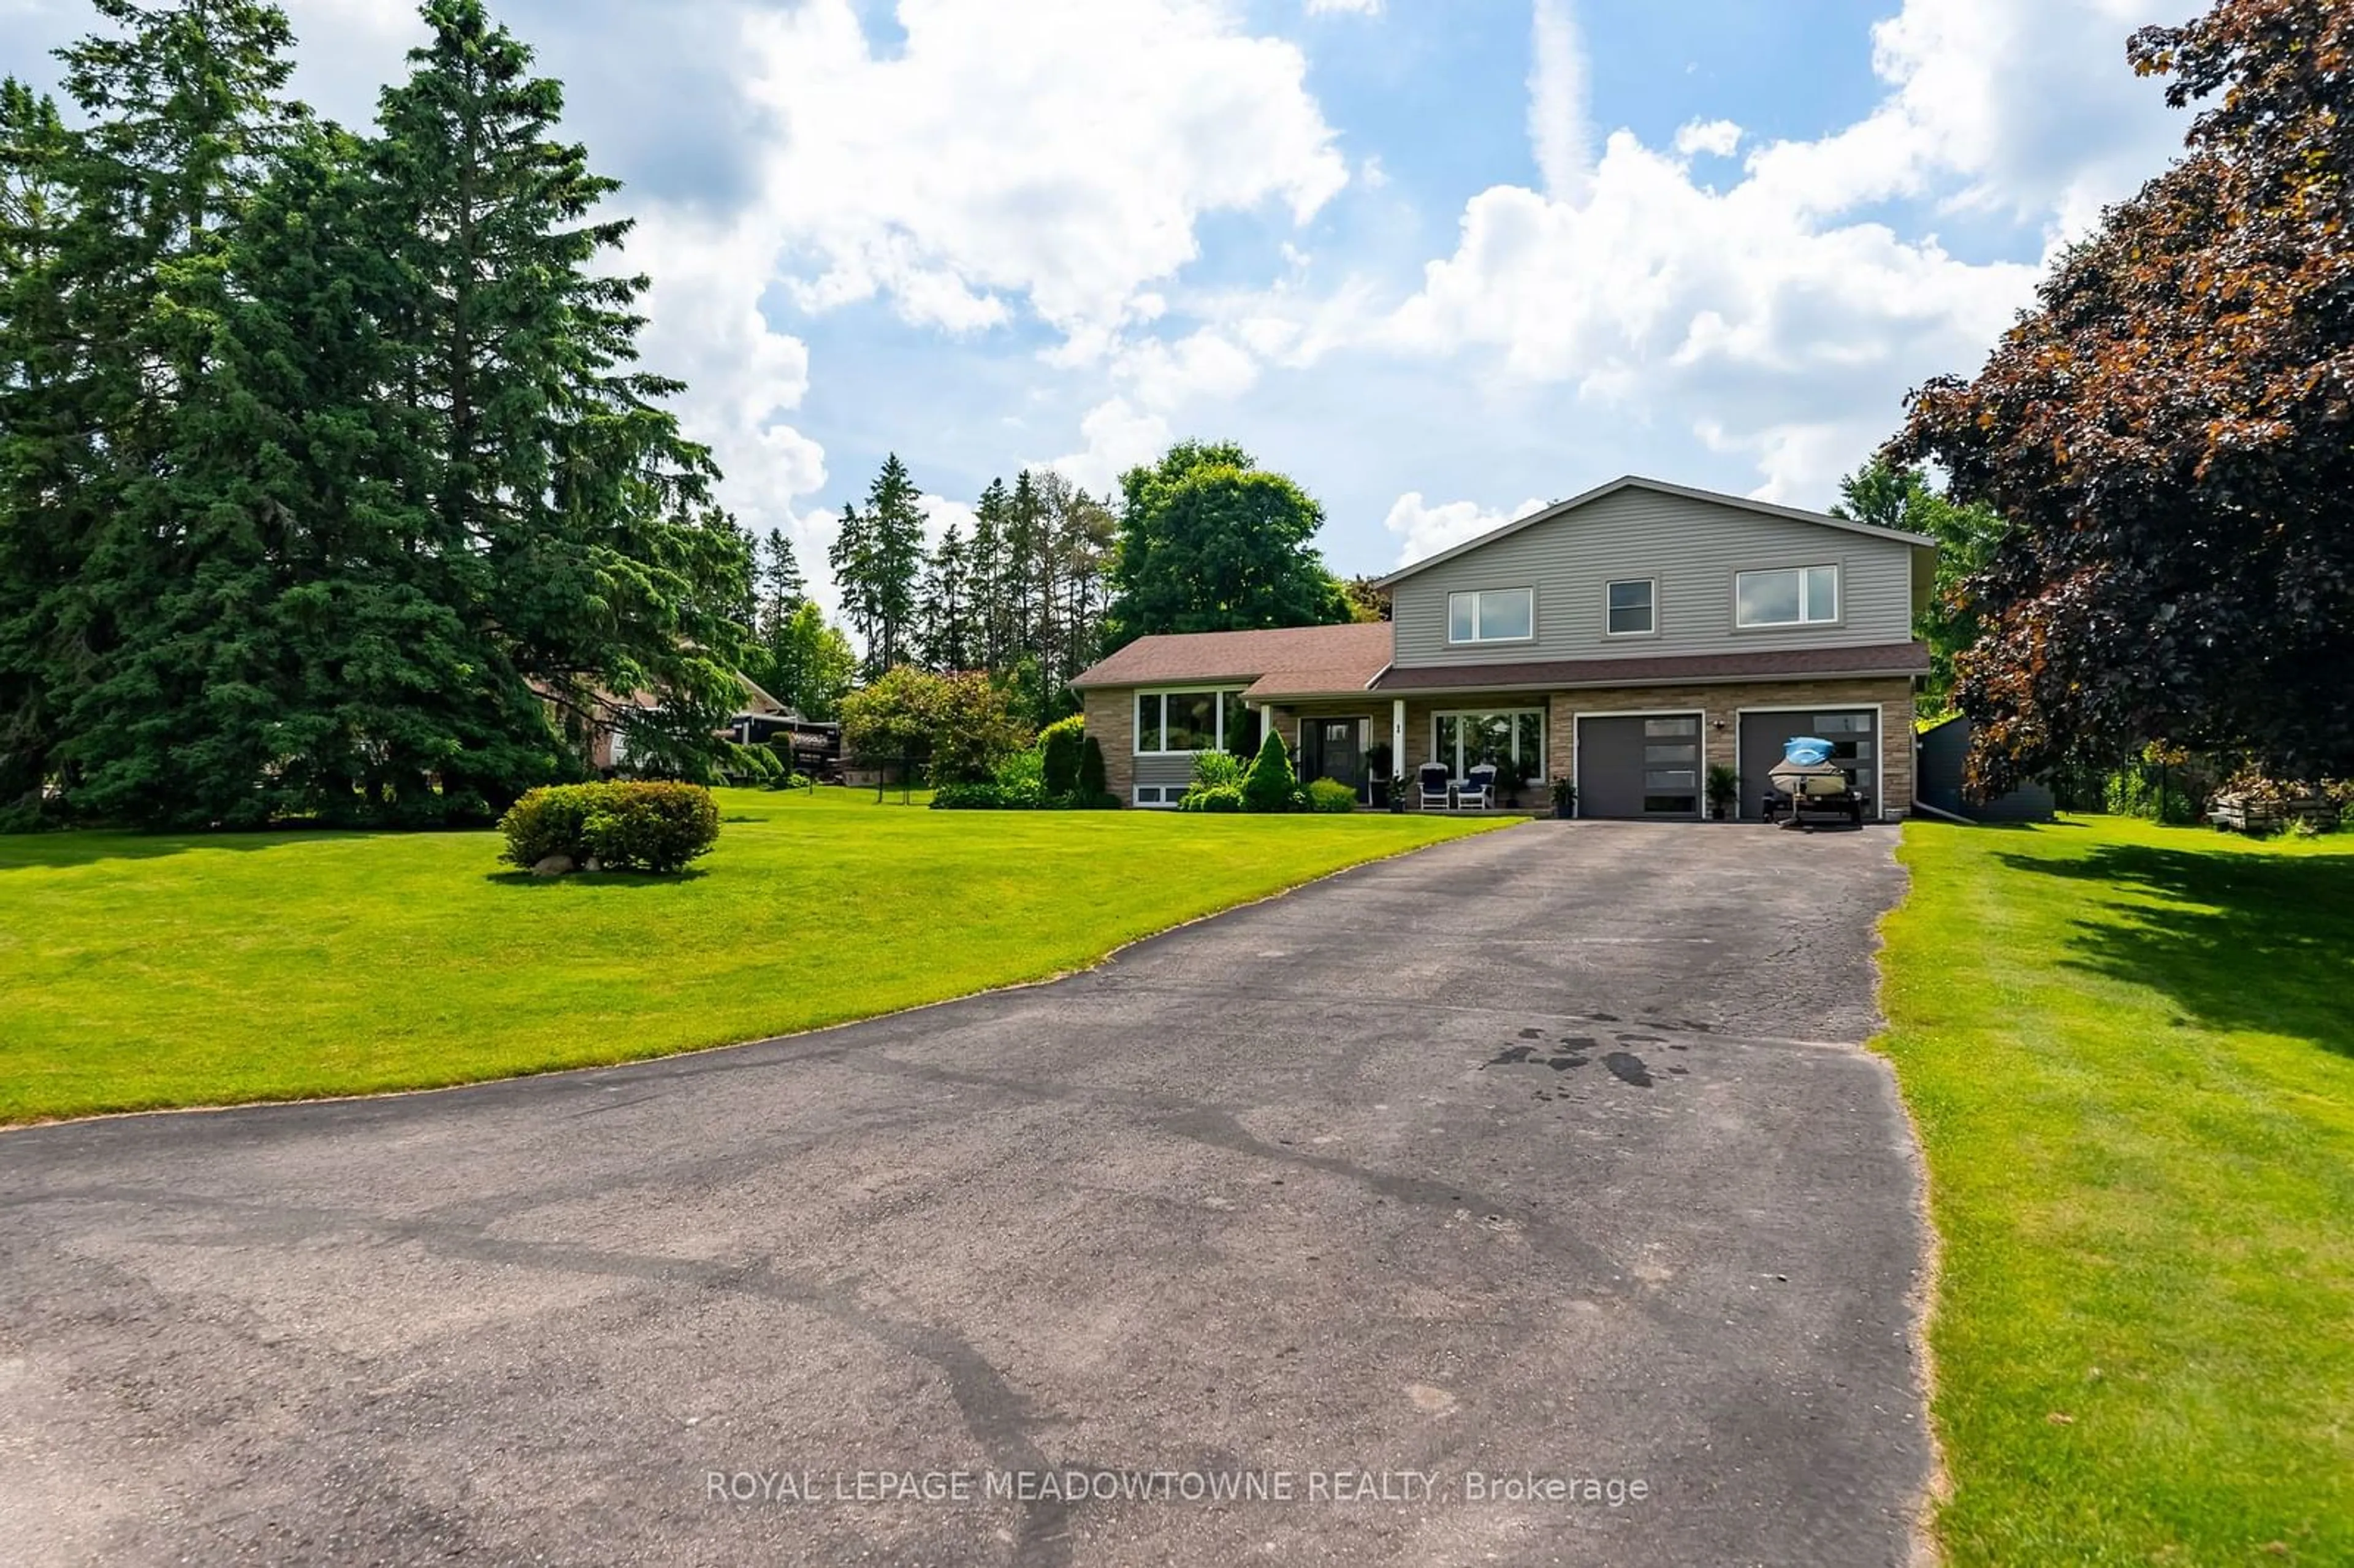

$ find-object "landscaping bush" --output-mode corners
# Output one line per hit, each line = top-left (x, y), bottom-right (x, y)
(499, 782), (718, 873)
(1189, 750), (1244, 791)
(1076, 735), (1114, 808)
(1306, 778), (1358, 813)
(1040, 715), (1086, 798)
(1241, 730), (1297, 813)
(932, 750), (1049, 810)
(499, 784), (600, 868)
(584, 782), (722, 872)
(1177, 784), (1245, 813)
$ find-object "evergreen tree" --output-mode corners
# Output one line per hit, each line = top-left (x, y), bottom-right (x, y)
(968, 476), (1008, 668)
(864, 453), (925, 674)
(828, 497), (876, 666)
(756, 528), (806, 639)
(42, 0), (310, 824)
(371, 0), (746, 807)
(1002, 468), (1042, 662)
(918, 524), (972, 672)
(0, 80), (82, 820)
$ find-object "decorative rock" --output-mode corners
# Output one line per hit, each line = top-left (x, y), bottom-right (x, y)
(531, 854), (576, 878)
(582, 856), (603, 873)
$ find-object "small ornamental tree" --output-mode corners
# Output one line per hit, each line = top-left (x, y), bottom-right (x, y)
(1040, 714), (1086, 798)
(1242, 729), (1297, 813)
(1076, 734), (1111, 806)
(839, 666), (1030, 786)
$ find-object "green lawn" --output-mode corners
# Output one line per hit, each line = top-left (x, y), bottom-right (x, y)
(0, 788), (1510, 1124)
(1878, 815), (2354, 1566)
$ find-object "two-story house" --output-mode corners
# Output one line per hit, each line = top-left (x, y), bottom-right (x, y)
(1070, 476), (1937, 821)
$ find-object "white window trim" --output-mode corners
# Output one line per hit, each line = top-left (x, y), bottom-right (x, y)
(1446, 587), (1538, 646)
(1134, 686), (1249, 756)
(1734, 564), (1842, 630)
(1603, 577), (1658, 639)
(1428, 707), (1548, 783)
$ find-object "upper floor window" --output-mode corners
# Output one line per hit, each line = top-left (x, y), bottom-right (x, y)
(1606, 579), (1655, 636)
(1736, 565), (1840, 628)
(1447, 587), (1534, 644)
(1135, 690), (1260, 755)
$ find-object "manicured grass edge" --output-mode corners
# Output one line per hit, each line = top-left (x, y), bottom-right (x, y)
(4, 818), (1522, 1132)
(1860, 831), (1956, 1568)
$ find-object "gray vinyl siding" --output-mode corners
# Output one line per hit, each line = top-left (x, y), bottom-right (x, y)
(1133, 755), (1195, 788)
(1391, 487), (1919, 669)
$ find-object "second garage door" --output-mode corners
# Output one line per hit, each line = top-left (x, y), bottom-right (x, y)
(1739, 708), (1882, 820)
(1577, 714), (1704, 820)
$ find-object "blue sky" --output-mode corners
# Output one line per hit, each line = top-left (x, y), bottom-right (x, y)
(2, 0), (2195, 606)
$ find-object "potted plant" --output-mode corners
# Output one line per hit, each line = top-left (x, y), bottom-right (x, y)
(1388, 772), (1409, 813)
(1549, 776), (1577, 820)
(1499, 755), (1529, 807)
(1705, 763), (1740, 821)
(1367, 741), (1394, 809)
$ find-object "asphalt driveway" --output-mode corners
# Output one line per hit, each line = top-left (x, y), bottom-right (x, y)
(0, 821), (1932, 1567)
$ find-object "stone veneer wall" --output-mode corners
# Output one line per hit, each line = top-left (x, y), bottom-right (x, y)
(1087, 676), (1915, 816)
(1080, 688), (1135, 800)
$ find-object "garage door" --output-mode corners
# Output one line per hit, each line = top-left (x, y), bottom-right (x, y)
(1739, 708), (1880, 821)
(1577, 714), (1703, 820)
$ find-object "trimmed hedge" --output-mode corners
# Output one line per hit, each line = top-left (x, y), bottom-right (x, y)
(1176, 783), (1245, 813)
(498, 782), (720, 873)
(1306, 778), (1358, 813)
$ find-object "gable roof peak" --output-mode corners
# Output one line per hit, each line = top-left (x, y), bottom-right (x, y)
(1371, 473), (1934, 588)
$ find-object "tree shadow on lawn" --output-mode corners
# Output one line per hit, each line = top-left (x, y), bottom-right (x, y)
(0, 826), (377, 873)
(1993, 842), (2354, 1059)
(483, 869), (711, 889)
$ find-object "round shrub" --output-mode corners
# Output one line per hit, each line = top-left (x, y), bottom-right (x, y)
(499, 782), (719, 874)
(1306, 778), (1358, 813)
(1177, 784), (1245, 813)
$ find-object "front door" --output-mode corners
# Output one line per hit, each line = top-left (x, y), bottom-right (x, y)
(1302, 718), (1365, 796)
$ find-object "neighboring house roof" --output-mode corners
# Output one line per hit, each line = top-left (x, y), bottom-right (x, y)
(1371, 641), (1933, 694)
(1371, 475), (1937, 590)
(1070, 622), (1394, 698)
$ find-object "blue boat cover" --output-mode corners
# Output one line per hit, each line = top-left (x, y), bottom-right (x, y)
(1783, 737), (1837, 767)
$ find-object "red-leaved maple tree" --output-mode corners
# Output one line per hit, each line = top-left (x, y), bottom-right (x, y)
(1896, 0), (2354, 795)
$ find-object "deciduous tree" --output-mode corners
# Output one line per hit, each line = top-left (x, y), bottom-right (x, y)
(1895, 0), (2354, 790)
(1111, 441), (1350, 641)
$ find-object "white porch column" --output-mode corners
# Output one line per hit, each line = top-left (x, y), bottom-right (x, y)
(1390, 698), (1406, 783)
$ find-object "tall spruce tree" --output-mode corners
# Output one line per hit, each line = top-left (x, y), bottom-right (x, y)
(918, 523), (971, 672)
(864, 454), (925, 675)
(42, 0), (310, 824)
(372, 0), (746, 804)
(828, 498), (876, 667)
(0, 80), (81, 820)
(968, 475), (1008, 668)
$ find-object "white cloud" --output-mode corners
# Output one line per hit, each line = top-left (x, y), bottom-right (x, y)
(1046, 397), (1172, 497)
(1341, 0), (2188, 503)
(741, 0), (1349, 351)
(1383, 493), (1548, 567)
(1674, 118), (1742, 159)
(1527, 0), (1593, 202)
